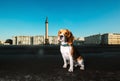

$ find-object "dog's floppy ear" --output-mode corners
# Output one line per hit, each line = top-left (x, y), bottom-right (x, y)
(58, 30), (61, 36)
(67, 31), (74, 45)
(58, 30), (61, 41)
(66, 29), (71, 38)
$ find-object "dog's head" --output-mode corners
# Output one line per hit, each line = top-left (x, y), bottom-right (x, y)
(58, 29), (74, 45)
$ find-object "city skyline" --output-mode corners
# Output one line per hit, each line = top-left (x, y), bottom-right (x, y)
(0, 0), (120, 40)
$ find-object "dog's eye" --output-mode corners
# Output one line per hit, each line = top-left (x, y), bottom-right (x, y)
(59, 32), (61, 34)
(65, 32), (68, 35)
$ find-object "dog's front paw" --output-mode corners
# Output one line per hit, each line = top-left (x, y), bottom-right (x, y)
(63, 64), (67, 68)
(68, 68), (73, 72)
(74, 64), (78, 67)
(80, 65), (85, 70)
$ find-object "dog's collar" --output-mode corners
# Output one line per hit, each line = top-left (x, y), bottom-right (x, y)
(61, 44), (70, 46)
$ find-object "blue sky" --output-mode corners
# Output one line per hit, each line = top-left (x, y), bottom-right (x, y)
(0, 0), (120, 40)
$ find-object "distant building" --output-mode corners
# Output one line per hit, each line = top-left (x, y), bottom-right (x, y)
(48, 36), (58, 44)
(0, 40), (4, 45)
(12, 36), (31, 45)
(12, 35), (58, 45)
(85, 33), (120, 45)
(12, 33), (120, 45)
(85, 34), (101, 45)
(33, 36), (44, 45)
(102, 33), (120, 45)
(74, 37), (85, 45)
(0, 40), (13, 45)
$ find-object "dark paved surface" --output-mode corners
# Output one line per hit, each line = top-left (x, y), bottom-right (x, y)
(0, 45), (120, 81)
(0, 54), (120, 81)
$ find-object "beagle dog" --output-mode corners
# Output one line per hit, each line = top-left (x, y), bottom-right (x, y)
(58, 29), (84, 72)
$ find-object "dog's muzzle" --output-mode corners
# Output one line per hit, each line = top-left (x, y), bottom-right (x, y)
(60, 35), (64, 40)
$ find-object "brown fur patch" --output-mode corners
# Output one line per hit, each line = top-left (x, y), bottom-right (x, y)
(77, 56), (83, 61)
(70, 46), (74, 56)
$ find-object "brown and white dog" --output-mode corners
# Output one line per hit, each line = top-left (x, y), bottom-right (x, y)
(58, 29), (84, 72)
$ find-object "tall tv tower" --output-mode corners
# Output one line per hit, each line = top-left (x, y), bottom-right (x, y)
(45, 17), (49, 44)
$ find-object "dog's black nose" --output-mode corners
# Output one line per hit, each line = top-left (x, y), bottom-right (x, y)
(60, 35), (63, 39)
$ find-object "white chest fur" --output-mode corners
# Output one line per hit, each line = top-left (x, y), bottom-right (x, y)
(60, 45), (72, 60)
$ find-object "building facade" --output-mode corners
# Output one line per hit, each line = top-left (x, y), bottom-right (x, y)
(12, 33), (120, 45)
(73, 37), (85, 45)
(84, 34), (101, 45)
(33, 36), (44, 45)
(102, 33), (120, 45)
(12, 35), (58, 45)
(12, 36), (31, 45)
(48, 36), (58, 44)
(84, 33), (120, 45)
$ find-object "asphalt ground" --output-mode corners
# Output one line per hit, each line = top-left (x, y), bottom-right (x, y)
(0, 45), (120, 81)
